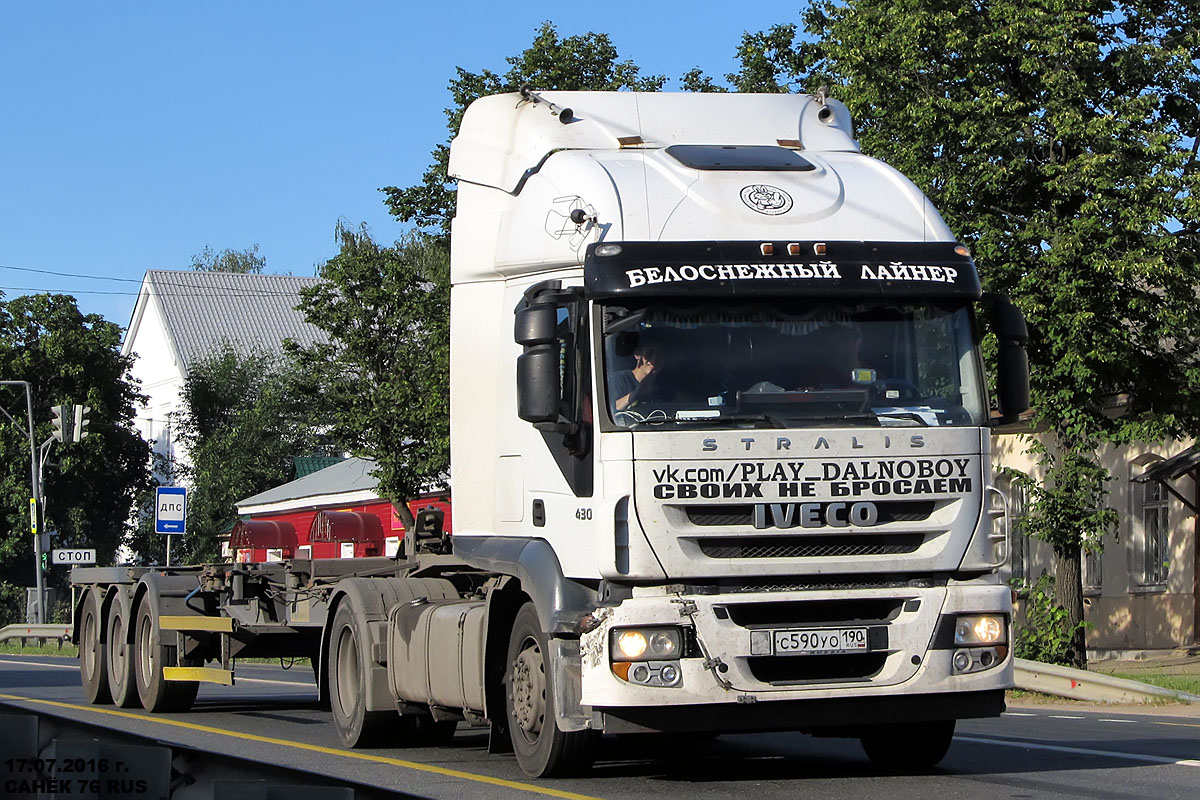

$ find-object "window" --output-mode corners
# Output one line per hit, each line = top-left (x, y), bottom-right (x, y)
(1137, 471), (1170, 586)
(1083, 544), (1102, 593)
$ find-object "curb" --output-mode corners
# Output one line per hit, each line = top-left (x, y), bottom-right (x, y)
(1015, 657), (1200, 704)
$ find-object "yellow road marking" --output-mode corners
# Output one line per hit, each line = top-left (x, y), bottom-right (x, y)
(1154, 720), (1200, 730)
(0, 693), (602, 800)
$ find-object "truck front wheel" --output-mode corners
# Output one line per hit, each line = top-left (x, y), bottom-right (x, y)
(505, 602), (596, 777)
(79, 590), (111, 704)
(859, 719), (956, 771)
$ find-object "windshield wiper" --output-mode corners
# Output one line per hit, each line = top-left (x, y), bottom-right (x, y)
(873, 410), (932, 427)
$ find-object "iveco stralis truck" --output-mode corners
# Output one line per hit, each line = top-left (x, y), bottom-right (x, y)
(72, 90), (1030, 778)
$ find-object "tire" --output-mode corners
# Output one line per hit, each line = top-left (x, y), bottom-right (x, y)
(106, 594), (139, 708)
(328, 601), (395, 747)
(133, 600), (198, 712)
(78, 590), (111, 704)
(859, 719), (955, 771)
(505, 602), (596, 777)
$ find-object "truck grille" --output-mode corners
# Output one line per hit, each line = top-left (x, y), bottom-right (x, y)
(697, 533), (924, 559)
(721, 598), (905, 627)
(685, 501), (935, 528)
(747, 653), (889, 684)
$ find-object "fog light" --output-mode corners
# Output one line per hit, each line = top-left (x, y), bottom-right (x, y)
(631, 664), (651, 683)
(980, 650), (994, 667)
(660, 664), (680, 685)
(952, 650), (971, 673)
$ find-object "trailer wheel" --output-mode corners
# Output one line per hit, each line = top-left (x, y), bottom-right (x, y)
(106, 595), (139, 708)
(505, 602), (596, 777)
(79, 590), (111, 704)
(328, 602), (393, 747)
(859, 719), (955, 771)
(133, 600), (199, 713)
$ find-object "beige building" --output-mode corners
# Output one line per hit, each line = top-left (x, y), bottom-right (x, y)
(994, 434), (1200, 651)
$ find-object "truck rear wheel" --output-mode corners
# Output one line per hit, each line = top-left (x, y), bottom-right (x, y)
(106, 595), (139, 708)
(859, 719), (955, 771)
(328, 602), (394, 747)
(133, 600), (198, 712)
(78, 590), (111, 704)
(505, 602), (596, 777)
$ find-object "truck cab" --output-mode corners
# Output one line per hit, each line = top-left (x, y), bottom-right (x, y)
(447, 90), (1028, 775)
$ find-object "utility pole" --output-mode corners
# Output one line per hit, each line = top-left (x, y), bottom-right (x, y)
(0, 380), (46, 623)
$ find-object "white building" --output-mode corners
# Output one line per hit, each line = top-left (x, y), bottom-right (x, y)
(121, 270), (326, 475)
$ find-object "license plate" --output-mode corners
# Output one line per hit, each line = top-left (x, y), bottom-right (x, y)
(771, 627), (869, 656)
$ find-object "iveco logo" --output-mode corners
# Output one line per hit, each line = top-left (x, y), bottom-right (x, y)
(740, 184), (793, 215)
(753, 502), (879, 529)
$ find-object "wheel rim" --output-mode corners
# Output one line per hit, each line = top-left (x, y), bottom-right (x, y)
(111, 613), (127, 679)
(334, 626), (359, 718)
(510, 635), (546, 742)
(82, 609), (98, 674)
(137, 612), (154, 687)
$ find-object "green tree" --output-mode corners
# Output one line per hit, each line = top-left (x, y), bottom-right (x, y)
(382, 21), (666, 236)
(161, 346), (335, 563)
(0, 292), (151, 598)
(291, 226), (449, 531)
(786, 0), (1200, 666)
(190, 244), (266, 274)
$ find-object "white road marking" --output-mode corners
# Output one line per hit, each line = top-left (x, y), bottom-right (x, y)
(1049, 714), (1085, 719)
(956, 735), (1200, 768)
(235, 676), (315, 689)
(0, 657), (76, 670)
(1002, 711), (1038, 717)
(1099, 718), (1137, 724)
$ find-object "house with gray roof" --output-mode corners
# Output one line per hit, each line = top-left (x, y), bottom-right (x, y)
(121, 270), (326, 472)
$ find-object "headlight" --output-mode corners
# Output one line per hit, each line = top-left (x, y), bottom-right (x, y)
(954, 615), (1006, 645)
(612, 627), (683, 661)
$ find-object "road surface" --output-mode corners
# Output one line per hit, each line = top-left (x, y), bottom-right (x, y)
(2, 654), (1198, 800)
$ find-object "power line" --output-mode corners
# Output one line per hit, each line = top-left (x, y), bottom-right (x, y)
(1, 286), (312, 298)
(0, 264), (321, 297)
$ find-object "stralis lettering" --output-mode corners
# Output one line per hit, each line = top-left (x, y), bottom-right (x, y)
(650, 458), (974, 500)
(626, 262), (841, 287)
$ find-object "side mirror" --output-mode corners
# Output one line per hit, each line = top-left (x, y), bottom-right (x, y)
(514, 281), (583, 430)
(985, 294), (1030, 423)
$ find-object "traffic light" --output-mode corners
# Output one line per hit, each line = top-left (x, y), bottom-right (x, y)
(73, 404), (90, 442)
(40, 550), (48, 573)
(50, 405), (69, 442)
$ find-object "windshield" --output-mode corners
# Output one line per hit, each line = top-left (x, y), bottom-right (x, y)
(602, 300), (986, 429)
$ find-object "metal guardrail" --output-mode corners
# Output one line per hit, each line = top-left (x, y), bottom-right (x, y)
(1015, 657), (1200, 704)
(0, 623), (73, 644)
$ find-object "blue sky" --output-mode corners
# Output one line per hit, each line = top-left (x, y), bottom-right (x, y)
(1, 2), (807, 330)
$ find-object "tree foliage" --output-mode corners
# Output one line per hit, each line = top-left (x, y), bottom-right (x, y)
(382, 21), (666, 236)
(157, 346), (335, 564)
(784, 0), (1200, 665)
(0, 292), (151, 589)
(291, 226), (450, 529)
(190, 244), (267, 274)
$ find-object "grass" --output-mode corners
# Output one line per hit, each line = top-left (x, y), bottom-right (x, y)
(0, 640), (77, 657)
(1104, 671), (1200, 697)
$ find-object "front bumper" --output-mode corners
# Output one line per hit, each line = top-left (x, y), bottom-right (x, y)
(579, 582), (1012, 711)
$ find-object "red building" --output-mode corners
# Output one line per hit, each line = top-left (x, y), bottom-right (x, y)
(233, 457), (450, 562)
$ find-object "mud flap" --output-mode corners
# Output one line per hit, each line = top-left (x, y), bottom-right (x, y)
(550, 638), (590, 732)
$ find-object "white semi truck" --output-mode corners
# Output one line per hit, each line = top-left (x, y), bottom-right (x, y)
(73, 90), (1030, 778)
